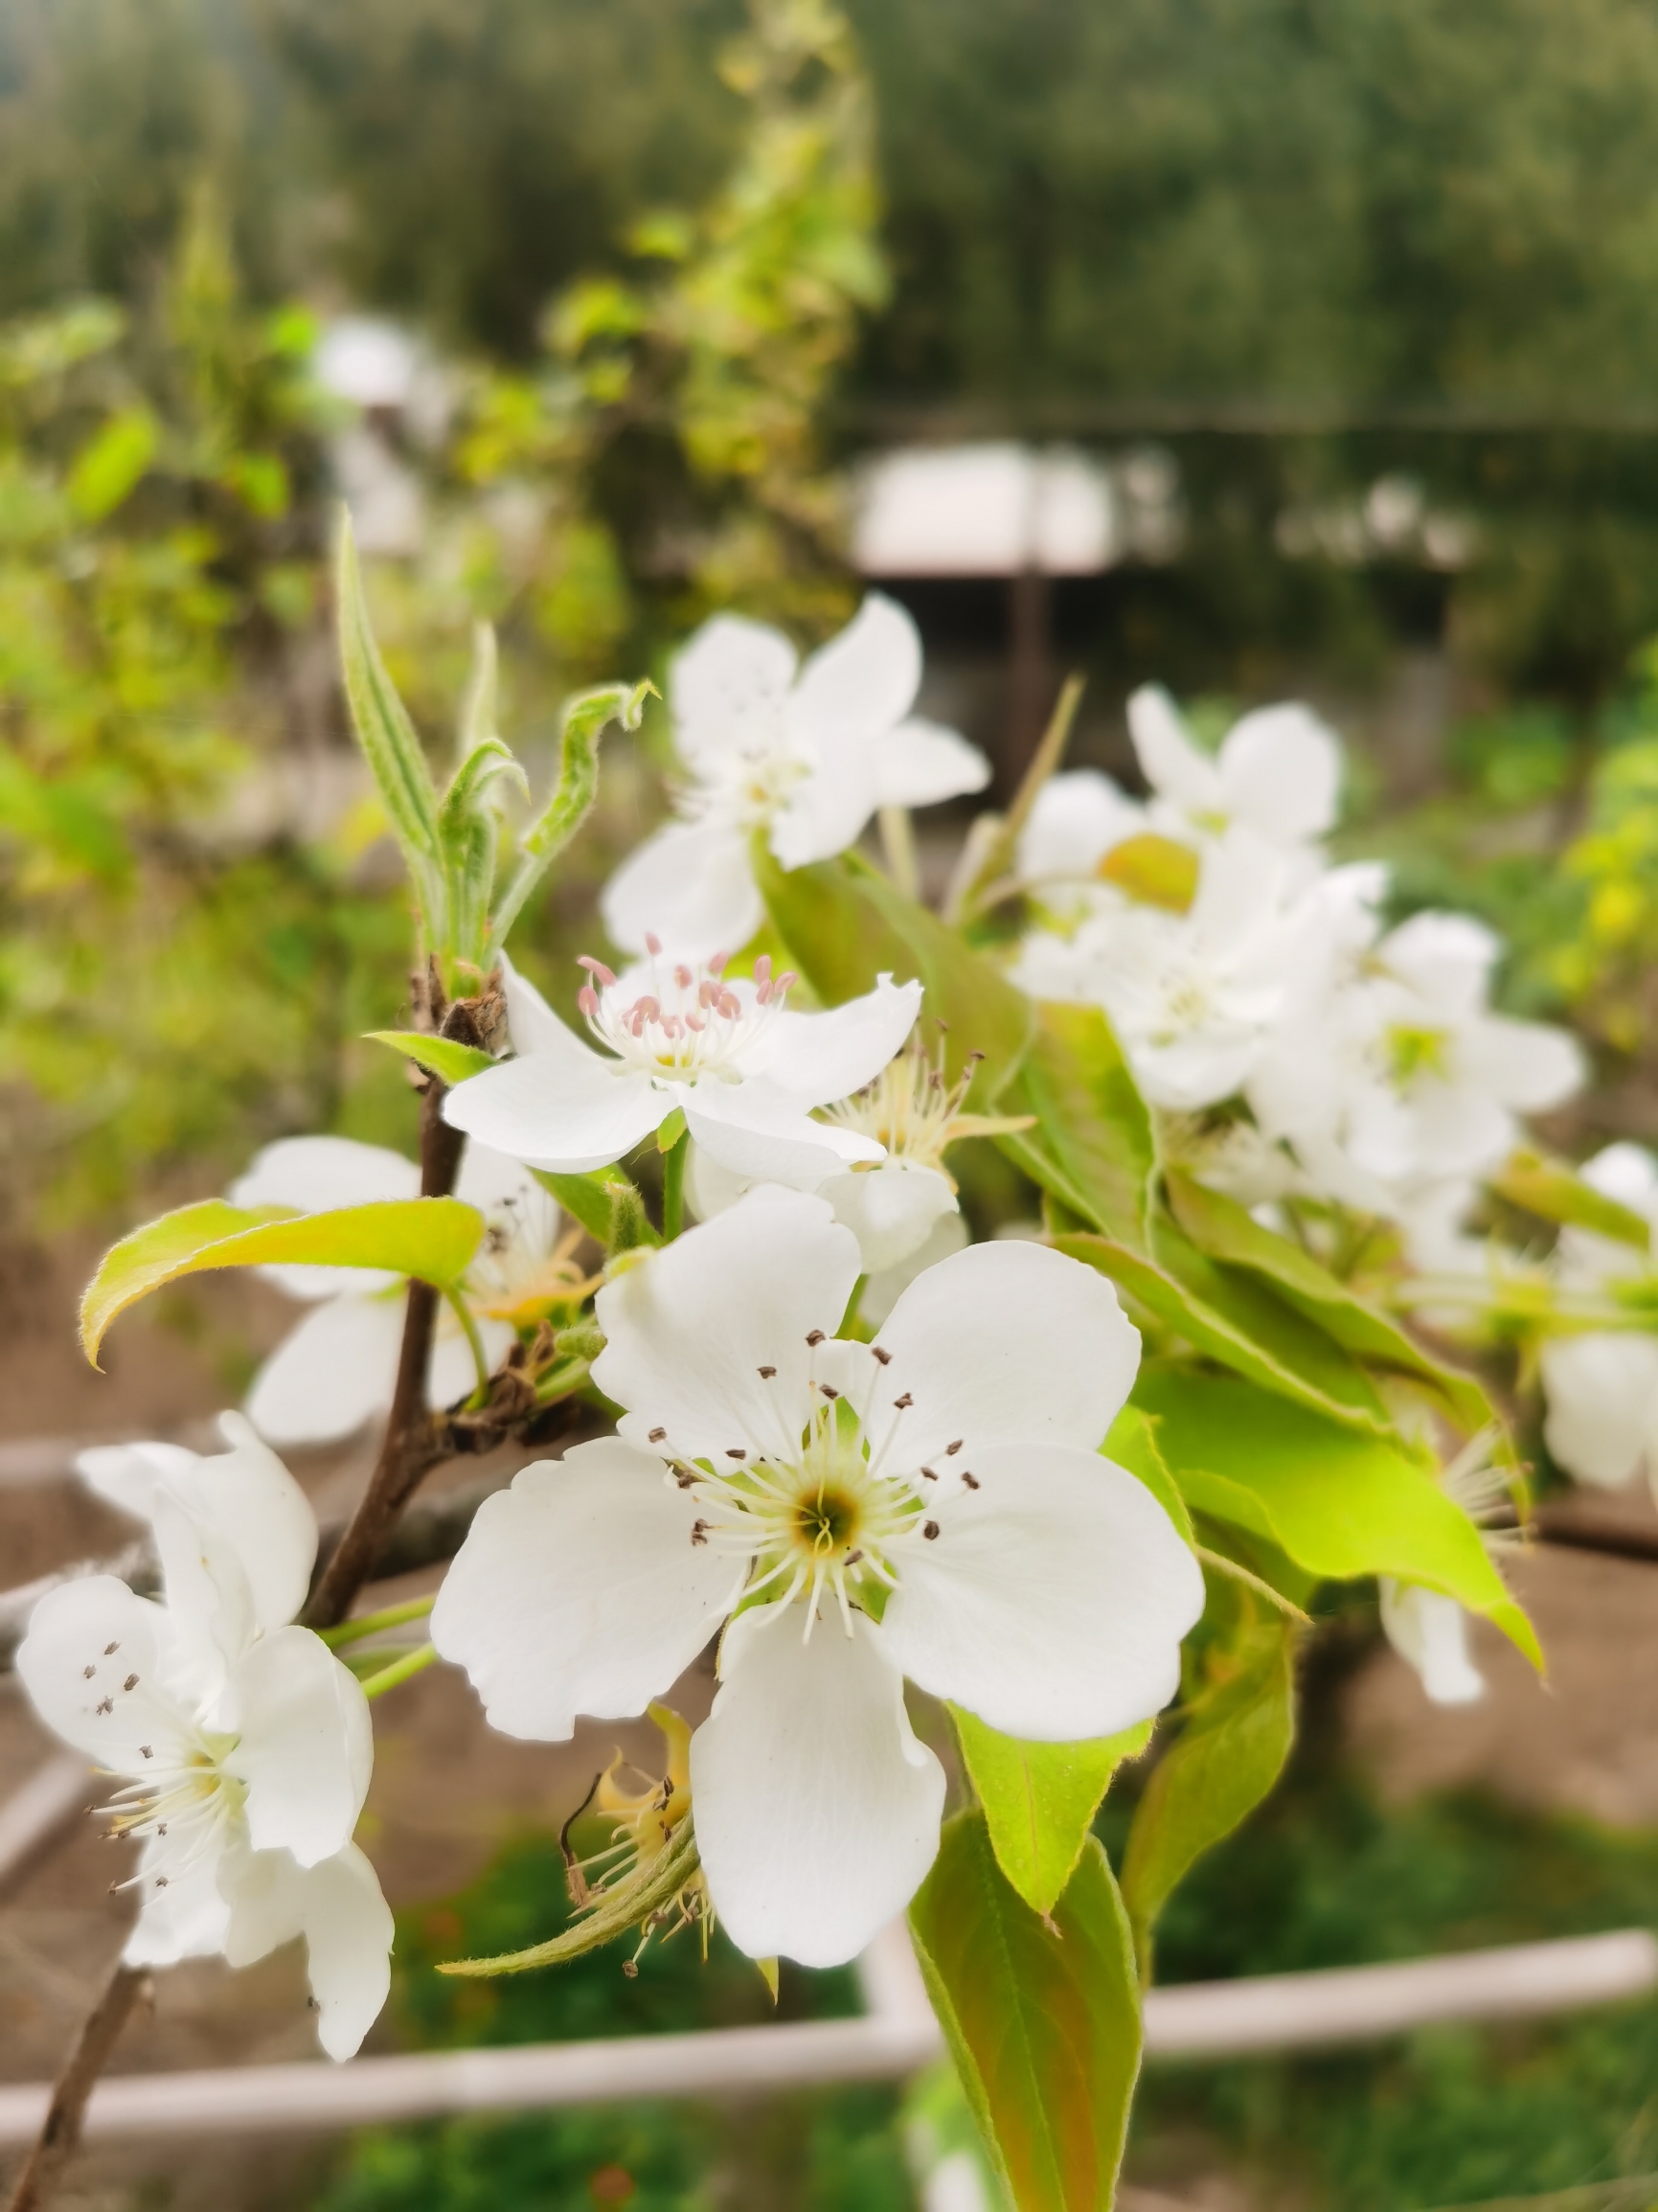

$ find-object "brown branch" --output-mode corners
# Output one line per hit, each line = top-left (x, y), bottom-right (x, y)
(1532, 1507), (1658, 1567)
(4, 1962), (148, 2212)
(304, 1065), (466, 1631)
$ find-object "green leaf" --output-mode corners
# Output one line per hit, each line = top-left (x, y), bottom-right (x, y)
(1121, 1582), (1295, 1950)
(81, 1197), (485, 1366)
(335, 511), (443, 924)
(532, 1168), (660, 1252)
(369, 1031), (498, 1086)
(909, 1813), (1141, 2212)
(1103, 1403), (1193, 1544)
(1165, 1171), (1497, 1437)
(756, 845), (1033, 1099)
(1055, 1225), (1395, 1439)
(999, 1004), (1156, 1252)
(952, 1707), (1154, 1918)
(67, 405), (158, 520)
(491, 679), (654, 947)
(1490, 1148), (1651, 1252)
(1132, 1368), (1538, 1663)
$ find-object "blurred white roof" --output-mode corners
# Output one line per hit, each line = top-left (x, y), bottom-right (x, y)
(852, 443), (1118, 577)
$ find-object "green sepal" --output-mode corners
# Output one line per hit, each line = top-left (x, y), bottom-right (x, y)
(369, 1031), (499, 1087)
(533, 1167), (660, 1253)
(951, 1706), (1154, 1918)
(81, 1197), (485, 1366)
(909, 1813), (1141, 2212)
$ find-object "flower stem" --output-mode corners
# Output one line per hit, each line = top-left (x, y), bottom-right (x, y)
(877, 804), (920, 900)
(661, 1126), (689, 1242)
(447, 1288), (493, 1401)
(359, 1642), (439, 1699)
(318, 1595), (437, 1649)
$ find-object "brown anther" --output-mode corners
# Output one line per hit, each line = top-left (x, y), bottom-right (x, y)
(806, 1329), (826, 1347)
(962, 1471), (981, 1490)
(893, 1393), (914, 1409)
(622, 1959), (640, 1978)
(155, 1876), (168, 1888)
(648, 1426), (668, 1444)
(104, 1642), (119, 1655)
(725, 1448), (747, 1460)
(922, 1520), (941, 1540)
(157, 1824), (167, 1836)
(690, 1521), (709, 1547)
(82, 1665), (96, 1679)
(967, 1048), (987, 1063)
(920, 1467), (938, 1481)
(96, 1699), (114, 1716)
(872, 1346), (892, 1365)
(124, 1675), (139, 1692)
(139, 1745), (152, 1760)
(673, 1467), (695, 1489)
(945, 1439), (964, 1455)
(846, 1549), (864, 1565)
(819, 1384), (840, 1401)
(758, 1365), (777, 1379)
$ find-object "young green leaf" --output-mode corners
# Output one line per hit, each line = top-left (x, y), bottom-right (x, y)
(999, 1004), (1156, 1253)
(81, 1197), (485, 1366)
(1121, 1585), (1295, 1952)
(756, 844), (1033, 1098)
(909, 1813), (1141, 2212)
(491, 678), (654, 947)
(369, 1031), (499, 1087)
(1133, 1367), (1539, 1665)
(1103, 1404), (1194, 1544)
(335, 513), (443, 929)
(532, 1167), (661, 1252)
(1165, 1170), (1497, 1437)
(1490, 1147), (1651, 1252)
(951, 1707), (1154, 1918)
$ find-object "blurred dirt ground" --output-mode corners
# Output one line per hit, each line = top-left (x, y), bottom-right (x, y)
(2, 1226), (1657, 2210)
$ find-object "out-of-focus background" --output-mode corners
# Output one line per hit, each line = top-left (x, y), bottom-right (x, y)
(9, 4), (1658, 2206)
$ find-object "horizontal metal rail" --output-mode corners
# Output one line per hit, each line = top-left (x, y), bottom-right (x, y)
(0, 1928), (1650, 2147)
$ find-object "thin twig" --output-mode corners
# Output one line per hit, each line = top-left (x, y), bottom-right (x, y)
(943, 673), (1085, 924)
(4, 1962), (148, 2212)
(1532, 1508), (1658, 1567)
(303, 1070), (466, 1630)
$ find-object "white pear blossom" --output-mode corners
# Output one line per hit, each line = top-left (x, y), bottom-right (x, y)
(443, 948), (921, 1186)
(686, 1029), (1033, 1277)
(17, 1416), (391, 2059)
(1539, 1144), (1658, 1494)
(432, 1185), (1203, 1967)
(1015, 770), (1147, 922)
(1128, 684), (1343, 866)
(231, 1134), (565, 1447)
(1014, 828), (1304, 1111)
(1377, 1428), (1515, 1708)
(600, 597), (989, 961)
(1252, 911), (1582, 1215)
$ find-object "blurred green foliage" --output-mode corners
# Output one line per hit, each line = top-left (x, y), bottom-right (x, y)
(1113, 1771), (1658, 2209)
(314, 1830), (915, 2212)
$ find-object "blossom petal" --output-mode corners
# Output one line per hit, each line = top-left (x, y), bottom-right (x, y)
(1016, 770), (1143, 881)
(430, 1438), (743, 1741)
(770, 752), (882, 870)
(443, 1043), (661, 1174)
(739, 973), (923, 1106)
(864, 1238), (1140, 1470)
(428, 1315), (514, 1412)
(860, 1209), (969, 1329)
(230, 1137), (419, 1300)
(1460, 1015), (1583, 1113)
(791, 593), (921, 744)
(16, 1577), (193, 1773)
(1128, 684), (1219, 814)
(221, 1841), (394, 2061)
(593, 1187), (859, 1466)
(683, 1076), (877, 1186)
(671, 612), (798, 773)
(691, 1600), (945, 1967)
(818, 1159), (959, 1276)
(881, 1442), (1203, 1740)
(1380, 911), (1498, 1013)
(1219, 703), (1342, 843)
(1541, 1332), (1658, 1489)
(1378, 1583), (1485, 1706)
(125, 1839), (231, 1967)
(601, 819), (763, 963)
(226, 1628), (373, 1867)
(245, 1292), (406, 1448)
(193, 1415), (319, 1636)
(497, 950), (577, 1058)
(874, 718), (990, 808)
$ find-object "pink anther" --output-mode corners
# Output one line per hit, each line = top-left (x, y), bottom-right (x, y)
(753, 955), (772, 987)
(674, 965), (693, 991)
(645, 932), (663, 956)
(708, 951), (729, 977)
(578, 985), (600, 1018)
(576, 955), (617, 988)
